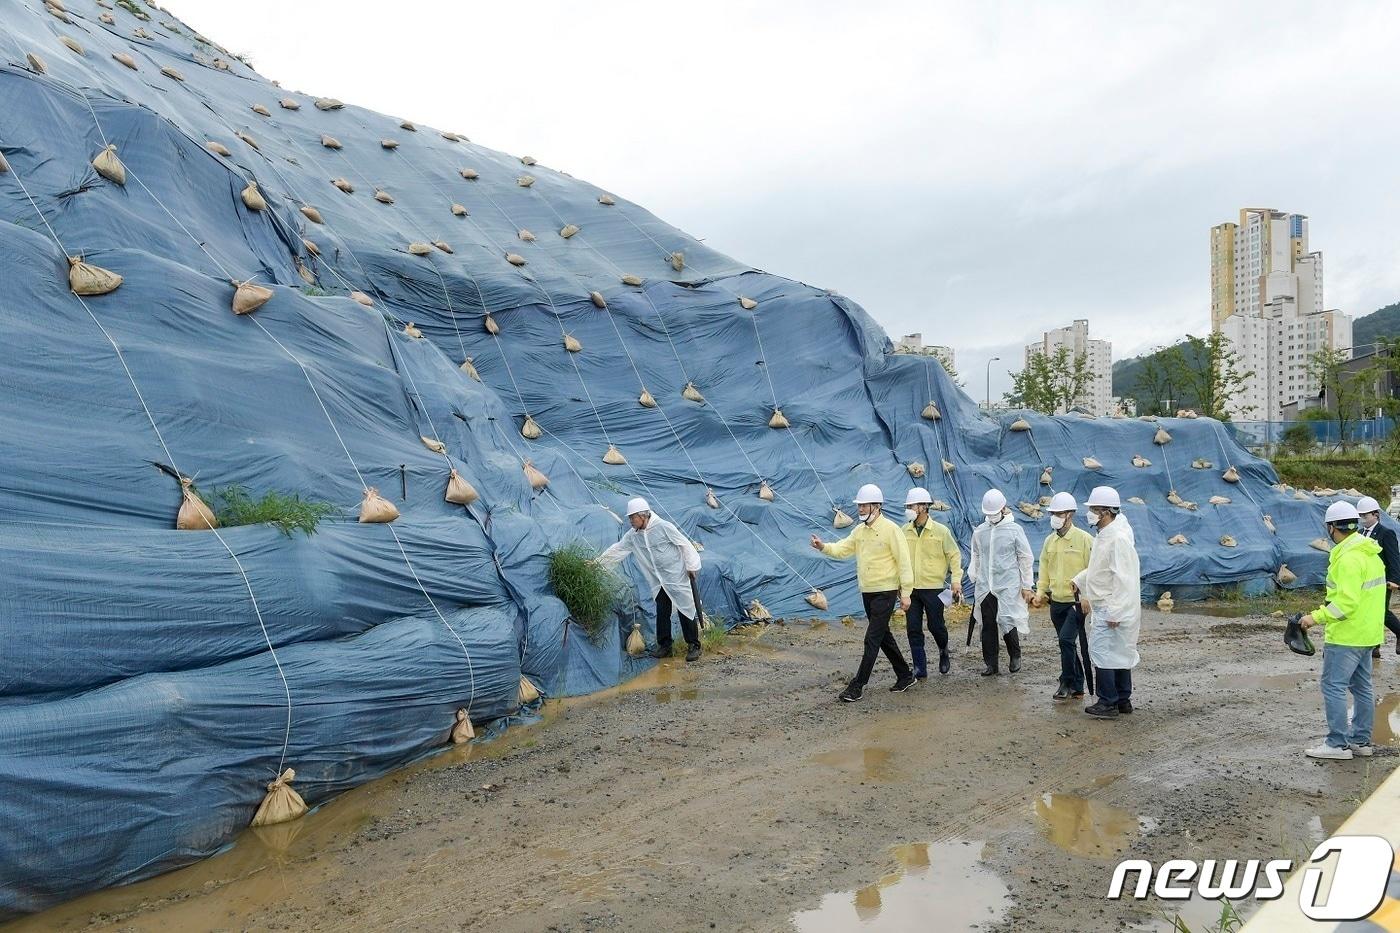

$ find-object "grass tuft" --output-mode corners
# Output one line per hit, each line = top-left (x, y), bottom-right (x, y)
(549, 544), (625, 645)
(212, 485), (336, 537)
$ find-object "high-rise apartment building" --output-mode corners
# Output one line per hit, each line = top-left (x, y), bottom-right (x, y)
(894, 333), (957, 374)
(1024, 319), (1113, 416)
(1209, 208), (1350, 420)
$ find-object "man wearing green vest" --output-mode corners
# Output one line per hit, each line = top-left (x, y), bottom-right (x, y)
(1299, 501), (1388, 760)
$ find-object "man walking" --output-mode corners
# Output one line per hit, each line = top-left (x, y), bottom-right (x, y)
(1356, 495), (1400, 656)
(597, 497), (703, 662)
(1072, 486), (1140, 719)
(811, 484), (917, 702)
(968, 489), (1034, 676)
(1034, 492), (1094, 700)
(902, 488), (963, 678)
(1299, 501), (1387, 760)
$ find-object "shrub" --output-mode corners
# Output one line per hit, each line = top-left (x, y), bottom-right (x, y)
(548, 544), (625, 644)
(212, 485), (337, 537)
(1277, 423), (1315, 456)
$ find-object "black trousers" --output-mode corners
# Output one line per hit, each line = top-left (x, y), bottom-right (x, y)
(655, 588), (699, 651)
(1049, 600), (1094, 693)
(854, 590), (911, 687)
(905, 587), (949, 652)
(979, 594), (1021, 669)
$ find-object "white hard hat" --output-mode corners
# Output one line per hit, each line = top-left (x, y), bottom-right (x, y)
(1085, 486), (1121, 509)
(625, 497), (651, 516)
(1357, 496), (1381, 515)
(1048, 492), (1077, 513)
(1325, 501), (1360, 524)
(854, 483), (884, 504)
(905, 488), (933, 506)
(981, 489), (1007, 515)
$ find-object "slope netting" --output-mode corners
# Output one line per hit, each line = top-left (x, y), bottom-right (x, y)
(0, 0), (1375, 915)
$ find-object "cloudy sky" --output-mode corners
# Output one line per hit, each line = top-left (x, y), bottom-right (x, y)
(179, 1), (1400, 399)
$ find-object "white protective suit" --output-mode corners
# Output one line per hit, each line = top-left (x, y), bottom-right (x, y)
(597, 514), (702, 619)
(968, 516), (1033, 635)
(1072, 515), (1142, 669)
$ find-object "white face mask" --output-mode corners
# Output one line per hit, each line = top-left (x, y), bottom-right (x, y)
(1049, 515), (1066, 531)
(987, 511), (1004, 525)
(904, 509), (917, 522)
(863, 508), (880, 525)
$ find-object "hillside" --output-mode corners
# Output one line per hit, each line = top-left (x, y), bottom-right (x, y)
(1354, 300), (1400, 351)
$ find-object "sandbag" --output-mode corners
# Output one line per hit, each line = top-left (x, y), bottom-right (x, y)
(250, 103), (270, 116)
(314, 98), (343, 110)
(517, 175), (535, 187)
(626, 623), (645, 657)
(560, 224), (579, 238)
(1310, 538), (1331, 552)
(1277, 563), (1296, 585)
(0, 151), (8, 172)
(460, 358), (480, 381)
(603, 445), (626, 465)
(1157, 592), (1174, 613)
(524, 460), (549, 489)
(250, 769), (307, 827)
(1039, 468), (1053, 485)
(302, 238), (321, 257)
(706, 489), (720, 509)
(59, 36), (84, 55)
(1127, 496), (1146, 505)
(806, 590), (828, 611)
(27, 52), (47, 74)
(564, 334), (582, 352)
(408, 242), (432, 256)
(518, 229), (536, 242)
(350, 291), (374, 307)
(1220, 535), (1237, 547)
(400, 120), (416, 131)
(505, 253), (527, 266)
(922, 400), (941, 420)
(591, 291), (608, 309)
(1167, 490), (1197, 511)
(92, 144), (126, 185)
(669, 251), (685, 272)
(381, 139), (399, 150)
(358, 487), (399, 523)
(521, 416), (542, 439)
(739, 296), (758, 310)
(451, 203), (468, 216)
(176, 477), (218, 530)
(941, 459), (955, 474)
(1263, 514), (1276, 533)
(67, 256), (122, 296)
(1168, 534), (1188, 545)
(1209, 495), (1231, 505)
(332, 178), (354, 193)
(1132, 454), (1151, 467)
(621, 274), (644, 286)
(420, 436), (446, 454)
(1154, 427), (1172, 445)
(205, 140), (231, 157)
(445, 468), (479, 505)
(521, 155), (537, 166)
(907, 462), (926, 478)
(599, 194), (616, 205)
(374, 190), (395, 204)
(296, 261), (315, 286)
(637, 388), (656, 408)
(484, 314), (500, 334)
(769, 408), (789, 429)
(403, 322), (423, 338)
(1222, 466), (1240, 483)
(451, 709), (475, 743)
(833, 508), (853, 528)
(300, 205), (324, 224)
(232, 280), (272, 315)
(758, 481), (775, 502)
(1082, 456), (1102, 470)
(683, 382), (704, 403)
(237, 131), (259, 150)
(519, 676), (540, 704)
(1018, 502), (1042, 519)
(279, 97), (300, 110)
(433, 241), (453, 254)
(1192, 458), (1213, 469)
(240, 181), (267, 211)
(459, 168), (479, 180)
(746, 599), (772, 622)
(112, 52), (137, 70)
(1009, 417), (1031, 431)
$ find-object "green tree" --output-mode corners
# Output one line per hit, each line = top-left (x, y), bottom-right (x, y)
(1161, 332), (1255, 421)
(1308, 348), (1385, 449)
(1003, 346), (1093, 415)
(1130, 353), (1174, 417)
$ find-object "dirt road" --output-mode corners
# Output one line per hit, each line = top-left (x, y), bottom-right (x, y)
(13, 607), (1399, 932)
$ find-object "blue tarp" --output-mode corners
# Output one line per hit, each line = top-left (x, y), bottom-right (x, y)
(0, 0), (1374, 916)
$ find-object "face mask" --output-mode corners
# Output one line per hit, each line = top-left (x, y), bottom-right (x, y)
(904, 509), (917, 522)
(863, 508), (880, 525)
(988, 512), (1004, 525)
(1049, 515), (1065, 530)
(1085, 509), (1100, 526)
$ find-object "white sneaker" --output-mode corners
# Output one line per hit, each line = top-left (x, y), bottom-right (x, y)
(1349, 744), (1375, 757)
(1306, 743), (1354, 760)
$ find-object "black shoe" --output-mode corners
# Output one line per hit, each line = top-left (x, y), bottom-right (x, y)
(890, 674), (917, 693)
(938, 651), (951, 675)
(685, 645), (701, 663)
(648, 644), (670, 659)
(1084, 701), (1119, 719)
(1009, 655), (1022, 674)
(1052, 686), (1071, 700)
(980, 665), (998, 676)
(1374, 647), (1382, 660)
(838, 683), (864, 703)
(1117, 700), (1133, 714)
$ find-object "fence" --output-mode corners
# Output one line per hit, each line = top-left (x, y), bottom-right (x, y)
(1226, 416), (1395, 454)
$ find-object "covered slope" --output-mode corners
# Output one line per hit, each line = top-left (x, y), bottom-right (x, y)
(0, 0), (1359, 915)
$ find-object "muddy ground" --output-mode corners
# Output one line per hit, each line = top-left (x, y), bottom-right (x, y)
(12, 605), (1400, 933)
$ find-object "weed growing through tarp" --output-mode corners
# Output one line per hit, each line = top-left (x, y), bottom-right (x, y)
(212, 485), (337, 537)
(548, 544), (625, 644)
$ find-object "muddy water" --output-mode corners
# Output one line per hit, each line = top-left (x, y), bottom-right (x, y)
(1034, 791), (1158, 859)
(1374, 693), (1400, 745)
(809, 747), (900, 782)
(789, 840), (1008, 931)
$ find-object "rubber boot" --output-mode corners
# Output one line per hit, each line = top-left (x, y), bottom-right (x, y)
(911, 645), (928, 680)
(1005, 630), (1022, 673)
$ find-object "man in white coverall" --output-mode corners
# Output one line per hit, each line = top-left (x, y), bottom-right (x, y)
(968, 489), (1034, 676)
(1072, 485), (1141, 719)
(597, 497), (703, 662)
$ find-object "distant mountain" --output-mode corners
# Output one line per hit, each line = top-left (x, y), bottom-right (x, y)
(1353, 301), (1400, 352)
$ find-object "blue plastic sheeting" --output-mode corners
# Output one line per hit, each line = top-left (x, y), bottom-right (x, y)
(0, 0), (1378, 916)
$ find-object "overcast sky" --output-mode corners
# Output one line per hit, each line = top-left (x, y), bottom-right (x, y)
(176, 1), (1400, 400)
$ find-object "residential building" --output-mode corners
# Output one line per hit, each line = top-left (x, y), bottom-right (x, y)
(1023, 319), (1113, 416)
(894, 333), (956, 374)
(1209, 208), (1351, 420)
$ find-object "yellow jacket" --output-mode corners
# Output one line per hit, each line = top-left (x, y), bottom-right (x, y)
(821, 514), (913, 593)
(1036, 525), (1093, 602)
(902, 518), (962, 590)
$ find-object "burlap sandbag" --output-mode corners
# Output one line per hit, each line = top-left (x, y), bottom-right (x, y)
(300, 205), (323, 224)
(27, 52), (47, 74)
(161, 65), (184, 81)
(296, 261), (315, 286)
(251, 103), (270, 116)
(922, 401), (941, 420)
(758, 481), (775, 502)
(907, 462), (926, 478)
(517, 174), (535, 187)
(591, 291), (608, 309)
(560, 224), (579, 239)
(1132, 454), (1151, 467)
(484, 314), (500, 334)
(1039, 468), (1053, 485)
(451, 709), (475, 744)
(408, 242), (432, 256)
(433, 241), (453, 254)
(68, 256), (122, 296)
(626, 623), (645, 656)
(1222, 466), (1240, 483)
(403, 322), (422, 338)
(205, 140), (231, 157)
(400, 121), (416, 131)
(1168, 534), (1188, 545)
(1263, 514), (1276, 533)
(1277, 563), (1296, 585)
(1310, 538), (1331, 552)
(333, 178), (354, 193)
(445, 468), (479, 505)
(0, 152), (9, 173)
(669, 251), (684, 272)
(313, 98), (343, 111)
(350, 291), (374, 307)
(176, 478), (218, 530)
(279, 97), (300, 110)
(240, 181), (266, 211)
(381, 139), (399, 150)
(521, 416), (542, 440)
(518, 229), (536, 242)
(1082, 456), (1102, 470)
(302, 238), (320, 257)
(942, 459), (956, 474)
(746, 599), (772, 622)
(460, 358), (480, 381)
(505, 253), (526, 266)
(1154, 427), (1172, 445)
(459, 168), (479, 180)
(421, 435), (446, 454)
(739, 296), (757, 310)
(833, 508), (853, 528)
(523, 460), (549, 489)
(1209, 495), (1231, 505)
(237, 131), (259, 150)
(451, 203), (468, 216)
(598, 194), (616, 205)
(769, 408), (789, 429)
(59, 36), (84, 55)
(232, 281), (272, 315)
(358, 487), (399, 523)
(682, 382), (704, 403)
(603, 445), (626, 465)
(92, 144), (126, 185)
(564, 334), (582, 353)
(621, 274), (644, 286)
(112, 51), (137, 70)
(1009, 417), (1031, 431)
(374, 190), (394, 204)
(250, 769), (307, 827)
(519, 676), (540, 705)
(706, 489), (720, 509)
(638, 388), (656, 408)
(521, 155), (537, 165)
(806, 590), (828, 611)
(1220, 535), (1237, 548)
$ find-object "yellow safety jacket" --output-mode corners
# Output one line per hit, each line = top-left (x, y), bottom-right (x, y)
(1314, 532), (1387, 647)
(821, 514), (913, 593)
(902, 518), (962, 590)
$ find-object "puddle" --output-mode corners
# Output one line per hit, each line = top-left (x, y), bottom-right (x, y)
(791, 840), (1008, 931)
(1034, 792), (1157, 859)
(810, 747), (900, 782)
(1374, 693), (1400, 746)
